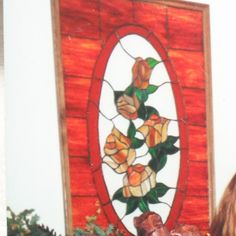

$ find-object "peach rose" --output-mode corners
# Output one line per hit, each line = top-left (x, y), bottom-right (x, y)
(117, 94), (140, 120)
(123, 164), (156, 197)
(138, 114), (170, 148)
(103, 128), (136, 173)
(132, 57), (152, 89)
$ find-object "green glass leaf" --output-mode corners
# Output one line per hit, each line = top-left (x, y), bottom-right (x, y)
(149, 147), (157, 158)
(124, 85), (135, 96)
(157, 154), (167, 172)
(127, 121), (136, 139)
(131, 137), (145, 149)
(148, 158), (158, 172)
(165, 145), (179, 155)
(137, 103), (147, 120)
(146, 188), (160, 204)
(112, 188), (127, 203)
(146, 85), (158, 94)
(135, 89), (148, 103)
(155, 183), (171, 198)
(138, 198), (150, 213)
(114, 91), (123, 103)
(149, 153), (167, 172)
(166, 136), (179, 145)
(146, 57), (161, 69)
(126, 198), (139, 215)
(145, 106), (159, 119)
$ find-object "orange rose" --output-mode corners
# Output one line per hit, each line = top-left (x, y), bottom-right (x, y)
(138, 114), (170, 147)
(132, 57), (152, 89)
(103, 128), (136, 173)
(117, 94), (140, 120)
(123, 164), (156, 197)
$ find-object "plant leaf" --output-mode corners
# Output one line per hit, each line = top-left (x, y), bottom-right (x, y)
(124, 85), (135, 96)
(145, 106), (159, 119)
(137, 103), (147, 120)
(135, 89), (148, 103)
(126, 198), (139, 215)
(155, 183), (171, 198)
(146, 188), (160, 204)
(93, 225), (106, 236)
(149, 153), (167, 172)
(114, 91), (123, 103)
(112, 188), (127, 203)
(138, 198), (150, 212)
(131, 137), (145, 149)
(146, 85), (158, 94)
(166, 136), (179, 145)
(165, 145), (179, 155)
(146, 57), (161, 69)
(127, 121), (136, 139)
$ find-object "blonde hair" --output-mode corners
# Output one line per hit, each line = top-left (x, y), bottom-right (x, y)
(210, 173), (236, 236)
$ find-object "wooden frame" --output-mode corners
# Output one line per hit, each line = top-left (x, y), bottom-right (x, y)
(51, 0), (214, 235)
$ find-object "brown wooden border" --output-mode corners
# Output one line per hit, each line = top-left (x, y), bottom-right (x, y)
(51, 0), (73, 235)
(51, 0), (214, 234)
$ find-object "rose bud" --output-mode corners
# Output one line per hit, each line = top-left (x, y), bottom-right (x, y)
(132, 57), (152, 89)
(103, 128), (136, 173)
(123, 164), (156, 197)
(117, 94), (140, 120)
(138, 114), (170, 147)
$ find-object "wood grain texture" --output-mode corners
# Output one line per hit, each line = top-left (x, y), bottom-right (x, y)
(182, 88), (206, 126)
(168, 7), (203, 51)
(64, 77), (91, 117)
(187, 161), (209, 196)
(100, 0), (134, 42)
(134, 2), (168, 45)
(61, 36), (101, 77)
(60, 0), (100, 39)
(66, 117), (88, 157)
(168, 49), (205, 89)
(188, 125), (207, 161)
(72, 196), (109, 228)
(69, 158), (97, 196)
(178, 195), (209, 231)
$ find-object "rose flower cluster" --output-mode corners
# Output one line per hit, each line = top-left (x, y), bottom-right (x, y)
(102, 57), (179, 216)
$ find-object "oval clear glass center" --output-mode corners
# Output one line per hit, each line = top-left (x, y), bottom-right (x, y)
(98, 34), (180, 234)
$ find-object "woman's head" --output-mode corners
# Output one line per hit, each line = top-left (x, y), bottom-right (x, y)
(210, 173), (236, 236)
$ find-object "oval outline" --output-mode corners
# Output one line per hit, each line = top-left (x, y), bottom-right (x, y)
(88, 25), (188, 234)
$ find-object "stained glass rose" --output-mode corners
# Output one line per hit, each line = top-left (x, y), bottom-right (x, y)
(103, 128), (136, 173)
(132, 57), (152, 89)
(117, 94), (140, 120)
(123, 164), (156, 197)
(138, 114), (170, 147)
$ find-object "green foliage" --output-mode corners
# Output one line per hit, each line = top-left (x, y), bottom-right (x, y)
(127, 121), (136, 139)
(137, 104), (159, 120)
(126, 198), (139, 215)
(124, 85), (135, 96)
(138, 198), (149, 213)
(146, 57), (161, 69)
(146, 84), (158, 94)
(111, 57), (180, 217)
(130, 137), (145, 149)
(7, 207), (59, 236)
(112, 188), (127, 203)
(74, 213), (124, 236)
(135, 88), (148, 103)
(114, 91), (123, 103)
